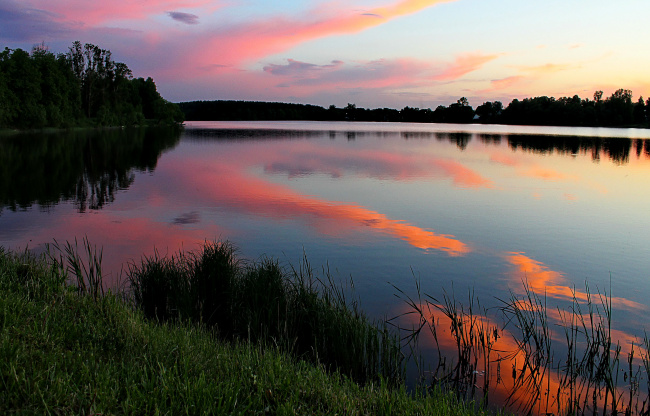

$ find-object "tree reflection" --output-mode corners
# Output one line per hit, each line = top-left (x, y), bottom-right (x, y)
(0, 126), (181, 213)
(506, 135), (640, 164)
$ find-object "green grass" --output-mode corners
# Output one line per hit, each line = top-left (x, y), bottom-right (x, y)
(127, 241), (403, 386)
(0, 245), (503, 415)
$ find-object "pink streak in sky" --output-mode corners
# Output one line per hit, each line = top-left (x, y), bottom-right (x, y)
(432, 52), (499, 81)
(190, 0), (459, 68)
(26, 0), (216, 26)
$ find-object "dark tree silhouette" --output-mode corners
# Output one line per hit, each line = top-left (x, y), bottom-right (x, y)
(0, 41), (183, 129)
(177, 90), (648, 129)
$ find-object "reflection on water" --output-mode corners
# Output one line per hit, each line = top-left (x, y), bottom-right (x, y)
(1, 121), (650, 414)
(506, 135), (646, 164)
(0, 126), (181, 212)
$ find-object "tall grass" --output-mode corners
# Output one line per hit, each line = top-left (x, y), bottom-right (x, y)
(1, 247), (506, 415)
(48, 236), (104, 299)
(127, 240), (404, 385)
(396, 279), (650, 416)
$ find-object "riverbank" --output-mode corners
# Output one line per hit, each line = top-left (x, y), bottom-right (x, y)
(0, 244), (504, 415)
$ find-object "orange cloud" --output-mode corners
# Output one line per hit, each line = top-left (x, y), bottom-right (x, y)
(393, 300), (565, 414)
(489, 152), (519, 166)
(523, 166), (577, 181)
(434, 159), (495, 188)
(505, 252), (643, 311)
(487, 75), (526, 91)
(433, 52), (499, 81)
(153, 135), (482, 255)
(395, 295), (644, 415)
(167, 162), (471, 256)
(489, 151), (581, 183)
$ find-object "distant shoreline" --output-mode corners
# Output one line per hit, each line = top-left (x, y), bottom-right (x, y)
(182, 119), (650, 139)
(178, 94), (650, 130)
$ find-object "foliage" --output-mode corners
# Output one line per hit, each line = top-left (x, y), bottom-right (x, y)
(180, 90), (649, 128)
(0, 125), (182, 212)
(127, 241), (404, 386)
(0, 42), (184, 129)
(0, 246), (506, 415)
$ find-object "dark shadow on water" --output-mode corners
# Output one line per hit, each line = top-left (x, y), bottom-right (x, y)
(183, 126), (648, 164)
(507, 134), (636, 164)
(0, 126), (181, 213)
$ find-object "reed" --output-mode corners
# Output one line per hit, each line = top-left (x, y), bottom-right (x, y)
(397, 279), (650, 416)
(392, 282), (501, 407)
(47, 236), (104, 299)
(127, 240), (404, 385)
(1, 247), (505, 415)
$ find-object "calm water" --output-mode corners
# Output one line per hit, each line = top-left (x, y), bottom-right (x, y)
(2, 121), (650, 413)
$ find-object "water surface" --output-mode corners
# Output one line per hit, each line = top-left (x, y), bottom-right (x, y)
(2, 121), (649, 413)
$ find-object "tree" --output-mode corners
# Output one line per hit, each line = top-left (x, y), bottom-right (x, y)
(475, 101), (503, 124)
(445, 98), (475, 123)
(4, 48), (46, 128)
(633, 96), (646, 125)
(602, 89), (634, 126)
(344, 103), (357, 121)
(594, 90), (603, 102)
(0, 48), (18, 127)
(31, 44), (82, 127)
(611, 89), (632, 101)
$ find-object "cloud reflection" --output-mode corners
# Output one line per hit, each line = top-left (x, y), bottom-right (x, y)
(505, 252), (643, 311)
(395, 298), (643, 415)
(164, 160), (471, 255)
(255, 142), (495, 187)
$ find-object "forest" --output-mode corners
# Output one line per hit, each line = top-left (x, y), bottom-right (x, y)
(180, 91), (649, 128)
(2, 40), (646, 130)
(0, 42), (184, 129)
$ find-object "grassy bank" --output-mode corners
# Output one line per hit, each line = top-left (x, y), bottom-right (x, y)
(0, 244), (502, 415)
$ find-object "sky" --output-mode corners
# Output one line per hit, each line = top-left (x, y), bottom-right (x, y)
(1, 0), (649, 109)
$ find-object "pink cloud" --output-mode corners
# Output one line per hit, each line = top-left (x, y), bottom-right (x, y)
(185, 0), (458, 69)
(269, 58), (430, 91)
(257, 143), (494, 187)
(263, 59), (344, 77)
(160, 160), (471, 256)
(25, 0), (215, 26)
(481, 62), (580, 95)
(487, 75), (526, 91)
(523, 166), (577, 181)
(489, 152), (519, 166)
(254, 54), (500, 100)
(489, 151), (579, 182)
(433, 52), (499, 81)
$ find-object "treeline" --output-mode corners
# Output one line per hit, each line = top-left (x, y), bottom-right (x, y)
(180, 90), (650, 128)
(179, 100), (330, 122)
(0, 42), (184, 129)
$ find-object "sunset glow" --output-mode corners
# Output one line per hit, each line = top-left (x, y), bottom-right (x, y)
(2, 0), (648, 108)
(505, 252), (643, 311)
(159, 142), (473, 255)
(395, 297), (645, 415)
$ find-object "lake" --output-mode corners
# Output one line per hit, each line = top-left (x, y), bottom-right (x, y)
(2, 120), (650, 414)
